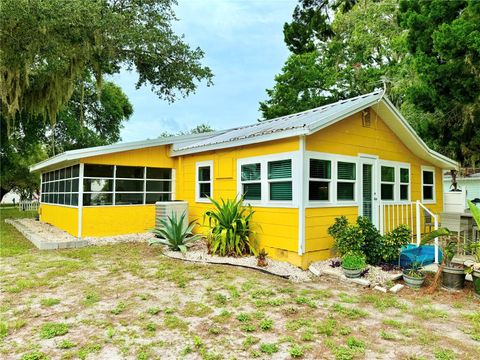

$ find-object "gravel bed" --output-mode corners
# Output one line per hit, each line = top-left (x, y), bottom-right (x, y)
(7, 219), (77, 243)
(309, 258), (402, 287)
(84, 232), (155, 245)
(163, 249), (312, 282)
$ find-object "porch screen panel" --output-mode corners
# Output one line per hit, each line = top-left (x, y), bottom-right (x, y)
(41, 164), (80, 206)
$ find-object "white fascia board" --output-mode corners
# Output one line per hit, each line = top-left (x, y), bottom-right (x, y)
(170, 128), (308, 156)
(381, 98), (459, 169)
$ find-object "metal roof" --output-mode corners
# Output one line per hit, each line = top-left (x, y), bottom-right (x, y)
(172, 90), (384, 154)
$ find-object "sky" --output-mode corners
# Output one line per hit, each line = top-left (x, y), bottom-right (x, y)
(111, 0), (297, 142)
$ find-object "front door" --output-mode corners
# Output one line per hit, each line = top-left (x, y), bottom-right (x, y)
(360, 157), (379, 228)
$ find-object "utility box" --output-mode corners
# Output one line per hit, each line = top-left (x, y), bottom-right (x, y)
(155, 201), (189, 228)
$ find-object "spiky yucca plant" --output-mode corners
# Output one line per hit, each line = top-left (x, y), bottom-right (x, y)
(149, 211), (201, 254)
(204, 196), (258, 257)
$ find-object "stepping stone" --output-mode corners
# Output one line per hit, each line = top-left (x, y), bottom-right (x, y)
(389, 284), (404, 294)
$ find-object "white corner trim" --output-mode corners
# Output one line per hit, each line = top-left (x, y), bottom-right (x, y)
(77, 163), (84, 239)
(298, 136), (306, 256)
(195, 160), (213, 203)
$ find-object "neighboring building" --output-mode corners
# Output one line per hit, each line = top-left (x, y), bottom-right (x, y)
(443, 171), (480, 212)
(0, 190), (20, 204)
(30, 91), (458, 268)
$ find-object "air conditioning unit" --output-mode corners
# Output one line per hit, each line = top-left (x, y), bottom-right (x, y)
(155, 201), (189, 228)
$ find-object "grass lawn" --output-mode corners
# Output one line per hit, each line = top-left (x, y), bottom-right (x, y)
(0, 209), (479, 360)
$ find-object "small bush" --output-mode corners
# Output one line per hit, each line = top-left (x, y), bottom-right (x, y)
(40, 322), (69, 339)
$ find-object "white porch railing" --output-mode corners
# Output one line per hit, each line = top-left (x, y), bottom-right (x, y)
(379, 200), (439, 263)
(19, 201), (40, 212)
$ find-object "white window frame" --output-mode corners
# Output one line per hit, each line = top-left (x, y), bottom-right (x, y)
(306, 152), (359, 207)
(421, 166), (436, 204)
(379, 160), (411, 203)
(196, 160), (213, 203)
(237, 152), (298, 208)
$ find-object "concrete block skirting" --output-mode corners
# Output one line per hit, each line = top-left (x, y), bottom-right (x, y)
(5, 219), (88, 250)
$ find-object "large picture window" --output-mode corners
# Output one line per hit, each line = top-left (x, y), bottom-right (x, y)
(40, 165), (80, 206)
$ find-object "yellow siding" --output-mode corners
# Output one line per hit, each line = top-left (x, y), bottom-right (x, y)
(81, 145), (174, 167)
(304, 110), (444, 263)
(176, 137), (300, 264)
(40, 204), (78, 236)
(81, 205), (155, 237)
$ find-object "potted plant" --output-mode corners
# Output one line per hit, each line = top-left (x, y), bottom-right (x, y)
(257, 248), (268, 267)
(466, 200), (480, 298)
(341, 252), (366, 278)
(420, 228), (465, 290)
(402, 261), (425, 288)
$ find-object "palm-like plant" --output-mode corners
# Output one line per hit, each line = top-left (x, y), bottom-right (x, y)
(203, 196), (258, 257)
(149, 211), (201, 254)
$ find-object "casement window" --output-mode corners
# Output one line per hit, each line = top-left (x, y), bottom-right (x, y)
(399, 168), (410, 201)
(238, 154), (296, 206)
(337, 162), (356, 201)
(196, 161), (213, 202)
(241, 163), (261, 200)
(309, 159), (331, 201)
(40, 165), (80, 206)
(422, 167), (435, 202)
(83, 165), (173, 206)
(380, 166), (395, 201)
(268, 159), (292, 201)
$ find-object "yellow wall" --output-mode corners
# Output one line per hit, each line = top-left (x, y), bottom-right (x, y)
(175, 137), (302, 266)
(81, 205), (155, 237)
(40, 204), (78, 236)
(304, 110), (444, 264)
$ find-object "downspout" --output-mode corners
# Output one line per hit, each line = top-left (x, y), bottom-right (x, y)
(298, 136), (306, 256)
(77, 163), (84, 239)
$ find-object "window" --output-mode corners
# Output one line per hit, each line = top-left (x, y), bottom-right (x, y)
(237, 154), (296, 206)
(40, 165), (80, 206)
(422, 168), (435, 202)
(196, 161), (213, 202)
(82, 165), (172, 206)
(337, 162), (355, 201)
(268, 159), (292, 201)
(381, 166), (395, 201)
(400, 168), (409, 201)
(309, 159), (331, 201)
(241, 163), (261, 200)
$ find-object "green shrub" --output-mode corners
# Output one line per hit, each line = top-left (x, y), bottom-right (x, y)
(341, 252), (366, 270)
(21, 352), (48, 360)
(204, 196), (257, 256)
(381, 225), (411, 263)
(329, 216), (411, 265)
(328, 217), (364, 256)
(150, 211), (201, 253)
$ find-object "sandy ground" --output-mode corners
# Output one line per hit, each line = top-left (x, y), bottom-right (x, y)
(1, 242), (479, 360)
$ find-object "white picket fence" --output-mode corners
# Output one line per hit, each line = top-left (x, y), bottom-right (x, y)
(379, 200), (439, 263)
(19, 201), (40, 211)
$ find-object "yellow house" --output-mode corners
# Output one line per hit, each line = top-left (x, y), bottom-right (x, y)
(30, 91), (458, 269)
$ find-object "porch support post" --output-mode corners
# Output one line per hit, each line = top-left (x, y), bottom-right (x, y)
(77, 163), (84, 239)
(416, 200), (421, 246)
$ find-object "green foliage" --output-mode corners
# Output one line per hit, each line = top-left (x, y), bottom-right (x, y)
(0, 0), (212, 125)
(39, 322), (69, 339)
(150, 211), (201, 254)
(21, 352), (48, 360)
(341, 252), (366, 270)
(40, 298), (60, 307)
(289, 344), (305, 358)
(381, 225), (411, 263)
(57, 339), (76, 349)
(329, 216), (410, 265)
(204, 196), (258, 257)
(259, 343), (279, 354)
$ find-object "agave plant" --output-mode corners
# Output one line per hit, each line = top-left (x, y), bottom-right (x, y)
(149, 211), (201, 254)
(203, 196), (258, 257)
